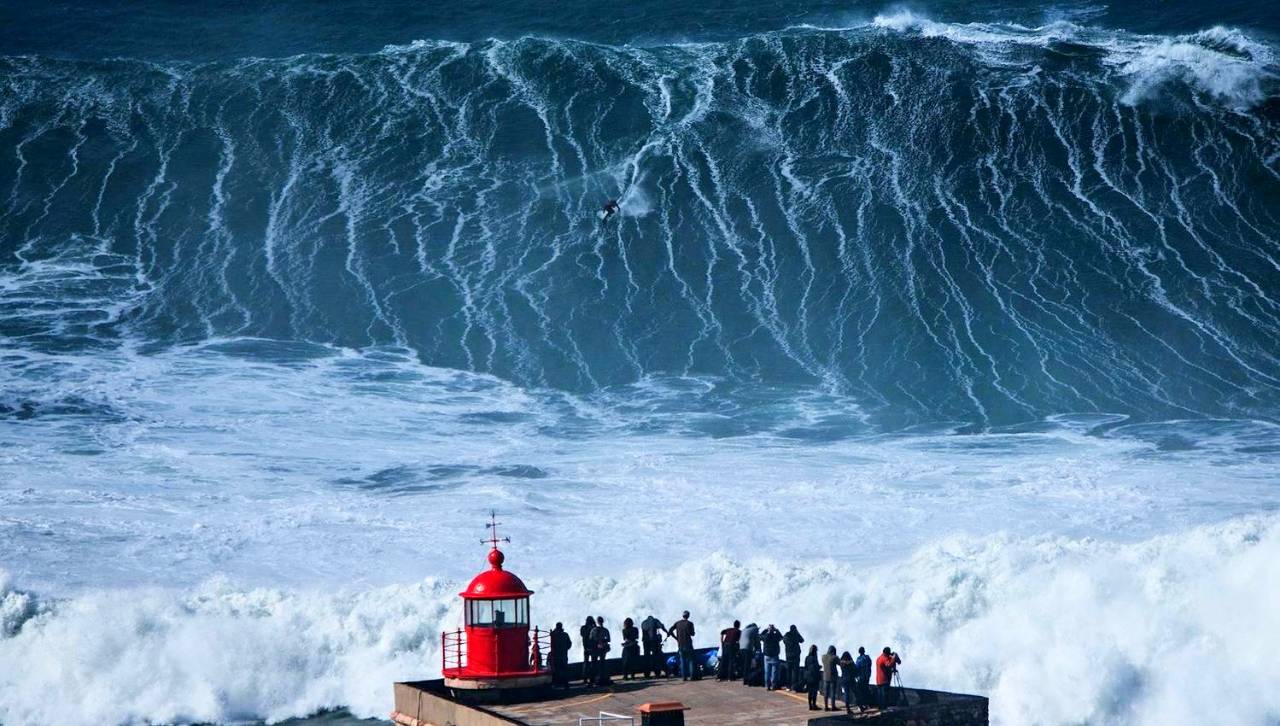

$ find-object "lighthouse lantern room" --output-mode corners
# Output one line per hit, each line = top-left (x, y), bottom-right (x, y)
(441, 512), (551, 692)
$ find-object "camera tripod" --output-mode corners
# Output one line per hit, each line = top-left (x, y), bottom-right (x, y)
(891, 668), (908, 707)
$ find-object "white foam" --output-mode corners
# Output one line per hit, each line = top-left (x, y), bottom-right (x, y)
(1, 515), (1277, 725)
(3, 343), (1278, 592)
(865, 11), (1277, 109)
(0, 575), (459, 724)
(869, 9), (1078, 46)
(1115, 27), (1276, 108)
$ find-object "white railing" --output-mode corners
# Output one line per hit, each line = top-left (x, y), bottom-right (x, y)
(577, 711), (634, 725)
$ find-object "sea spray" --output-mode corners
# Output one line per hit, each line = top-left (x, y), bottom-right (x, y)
(1, 516), (1277, 725)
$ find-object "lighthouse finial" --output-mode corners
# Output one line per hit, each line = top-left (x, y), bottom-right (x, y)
(482, 509), (510, 550)
(482, 510), (510, 570)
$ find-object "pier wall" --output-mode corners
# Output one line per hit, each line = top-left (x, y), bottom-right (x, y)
(808, 688), (988, 726)
(393, 681), (520, 726)
(392, 670), (989, 726)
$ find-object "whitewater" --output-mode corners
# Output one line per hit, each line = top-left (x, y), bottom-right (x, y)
(2, 9), (1279, 726)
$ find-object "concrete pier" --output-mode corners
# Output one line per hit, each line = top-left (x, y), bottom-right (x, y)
(392, 653), (987, 726)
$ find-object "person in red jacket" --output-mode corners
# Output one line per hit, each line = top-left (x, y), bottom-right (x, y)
(875, 647), (902, 708)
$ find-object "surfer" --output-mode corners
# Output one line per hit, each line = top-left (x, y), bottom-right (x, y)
(600, 199), (620, 223)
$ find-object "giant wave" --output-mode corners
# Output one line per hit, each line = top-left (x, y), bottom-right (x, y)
(2, 16), (1278, 428)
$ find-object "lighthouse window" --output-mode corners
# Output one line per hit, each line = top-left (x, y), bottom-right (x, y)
(468, 600), (493, 626)
(467, 598), (529, 627)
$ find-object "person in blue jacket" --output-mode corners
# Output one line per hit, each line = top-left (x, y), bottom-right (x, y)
(854, 646), (873, 710)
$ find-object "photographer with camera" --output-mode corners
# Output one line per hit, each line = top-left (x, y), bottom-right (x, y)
(875, 646), (902, 708)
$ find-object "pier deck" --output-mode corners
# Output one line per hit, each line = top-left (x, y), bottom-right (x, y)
(496, 676), (818, 725)
(393, 676), (988, 726)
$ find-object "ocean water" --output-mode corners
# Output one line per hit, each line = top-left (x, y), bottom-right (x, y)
(2, 1), (1279, 724)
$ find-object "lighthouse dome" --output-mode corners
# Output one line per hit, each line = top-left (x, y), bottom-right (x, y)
(460, 548), (534, 598)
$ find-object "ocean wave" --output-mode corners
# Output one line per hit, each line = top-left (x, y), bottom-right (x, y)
(2, 14), (1278, 726)
(2, 16), (1279, 427)
(1, 516), (1277, 725)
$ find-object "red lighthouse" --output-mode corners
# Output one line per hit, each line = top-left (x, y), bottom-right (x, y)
(441, 512), (551, 694)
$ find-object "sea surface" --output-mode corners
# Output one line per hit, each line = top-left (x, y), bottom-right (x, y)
(1, 1), (1279, 724)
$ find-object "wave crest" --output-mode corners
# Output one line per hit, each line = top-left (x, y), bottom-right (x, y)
(1117, 26), (1277, 108)
(867, 11), (1277, 108)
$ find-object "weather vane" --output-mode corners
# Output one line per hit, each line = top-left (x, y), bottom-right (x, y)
(482, 509), (510, 550)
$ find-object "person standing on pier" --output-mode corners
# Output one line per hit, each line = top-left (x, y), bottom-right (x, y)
(804, 644), (821, 710)
(589, 616), (612, 685)
(739, 622), (760, 685)
(821, 645), (839, 711)
(761, 624), (784, 690)
(838, 650), (856, 714)
(854, 646), (873, 710)
(641, 615), (669, 677)
(718, 620), (741, 681)
(580, 616), (597, 685)
(670, 611), (697, 681)
(783, 624), (805, 691)
(621, 617), (641, 680)
(876, 646), (902, 708)
(549, 622), (571, 689)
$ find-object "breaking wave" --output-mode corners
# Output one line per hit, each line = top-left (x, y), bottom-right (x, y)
(1, 516), (1277, 725)
(2, 15), (1279, 429)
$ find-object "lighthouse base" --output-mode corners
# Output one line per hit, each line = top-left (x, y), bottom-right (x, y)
(444, 672), (552, 692)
